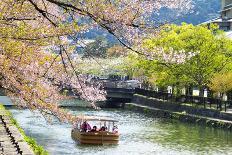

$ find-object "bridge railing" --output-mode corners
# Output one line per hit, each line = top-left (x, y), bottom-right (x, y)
(104, 87), (135, 93)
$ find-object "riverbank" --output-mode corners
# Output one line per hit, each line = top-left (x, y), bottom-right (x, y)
(0, 104), (48, 155)
(124, 94), (232, 130)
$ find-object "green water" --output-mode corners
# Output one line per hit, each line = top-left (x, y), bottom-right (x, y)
(9, 107), (232, 155)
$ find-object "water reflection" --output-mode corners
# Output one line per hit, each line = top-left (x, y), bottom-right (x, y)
(8, 107), (232, 155)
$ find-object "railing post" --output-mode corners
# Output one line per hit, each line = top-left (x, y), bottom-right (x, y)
(209, 97), (211, 108)
(220, 99), (222, 111)
(203, 97), (206, 109)
(191, 96), (193, 106)
(225, 101), (227, 112)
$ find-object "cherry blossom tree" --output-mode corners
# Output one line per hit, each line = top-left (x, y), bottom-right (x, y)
(0, 0), (192, 122)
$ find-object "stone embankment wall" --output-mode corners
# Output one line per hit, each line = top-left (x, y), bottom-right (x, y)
(0, 115), (34, 154)
(125, 94), (232, 130)
(0, 104), (48, 155)
(132, 94), (232, 121)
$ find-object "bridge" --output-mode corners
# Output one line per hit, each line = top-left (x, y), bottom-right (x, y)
(105, 88), (134, 99)
(104, 88), (135, 107)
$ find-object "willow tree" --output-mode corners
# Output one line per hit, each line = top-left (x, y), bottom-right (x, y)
(0, 0), (191, 122)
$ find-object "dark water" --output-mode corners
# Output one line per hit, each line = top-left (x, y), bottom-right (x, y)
(9, 107), (232, 155)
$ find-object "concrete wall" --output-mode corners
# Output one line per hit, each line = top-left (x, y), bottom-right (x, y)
(222, 0), (225, 9)
(225, 0), (232, 6)
(222, 0), (232, 8)
(222, 9), (232, 19)
(221, 0), (232, 19)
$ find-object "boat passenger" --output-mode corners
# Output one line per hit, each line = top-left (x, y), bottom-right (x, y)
(99, 126), (106, 131)
(112, 125), (118, 133)
(90, 126), (97, 132)
(81, 121), (91, 132)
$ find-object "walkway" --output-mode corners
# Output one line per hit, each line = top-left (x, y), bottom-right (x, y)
(0, 109), (34, 155)
(226, 108), (232, 114)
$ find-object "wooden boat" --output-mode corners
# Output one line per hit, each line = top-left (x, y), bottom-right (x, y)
(71, 116), (119, 145)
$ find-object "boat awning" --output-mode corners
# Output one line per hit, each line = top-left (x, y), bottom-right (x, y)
(77, 115), (119, 122)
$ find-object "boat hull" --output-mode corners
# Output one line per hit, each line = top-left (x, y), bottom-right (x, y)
(71, 129), (119, 145)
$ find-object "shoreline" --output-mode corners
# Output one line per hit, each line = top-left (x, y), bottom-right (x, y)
(123, 94), (232, 131)
(0, 104), (48, 155)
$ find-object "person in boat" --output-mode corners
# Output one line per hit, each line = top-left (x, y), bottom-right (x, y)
(90, 126), (97, 132)
(81, 121), (91, 132)
(112, 125), (118, 133)
(99, 126), (106, 131)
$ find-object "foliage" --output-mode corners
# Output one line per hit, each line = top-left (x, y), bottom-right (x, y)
(118, 23), (232, 96)
(0, 0), (191, 121)
(82, 37), (110, 58)
(210, 72), (232, 93)
(81, 39), (127, 60)
(142, 24), (232, 89)
(75, 57), (124, 77)
(106, 45), (128, 58)
(116, 53), (142, 79)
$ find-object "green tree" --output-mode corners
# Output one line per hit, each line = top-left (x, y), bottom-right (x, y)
(134, 24), (232, 95)
(210, 72), (232, 94)
(82, 37), (110, 58)
(106, 45), (127, 58)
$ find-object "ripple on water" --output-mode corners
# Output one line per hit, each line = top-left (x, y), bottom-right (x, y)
(8, 107), (232, 155)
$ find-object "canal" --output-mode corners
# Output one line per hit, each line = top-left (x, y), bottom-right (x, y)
(8, 106), (232, 155)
